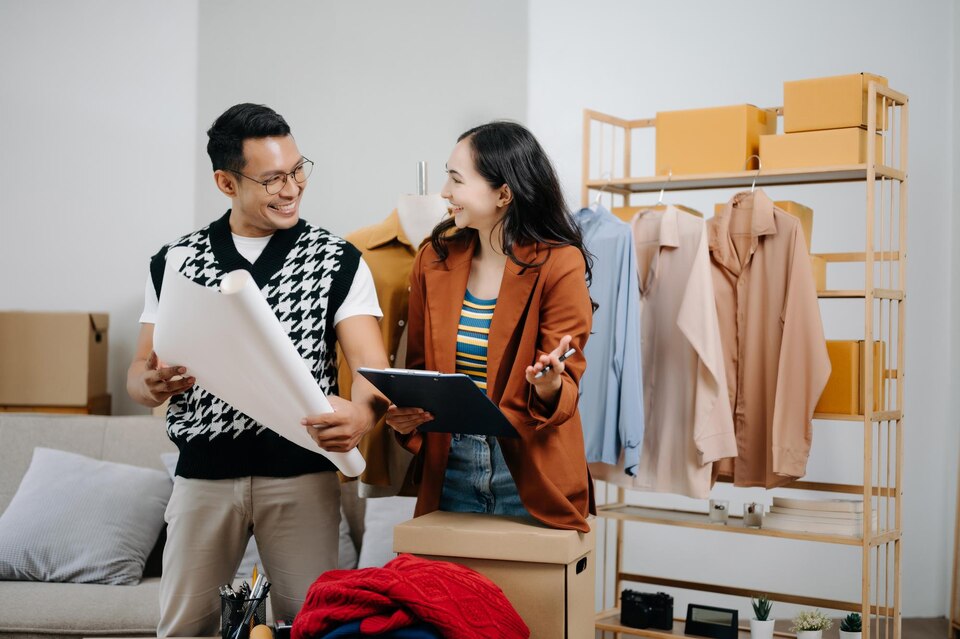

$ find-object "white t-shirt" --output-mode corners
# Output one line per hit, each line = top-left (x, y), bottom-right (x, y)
(139, 233), (382, 325)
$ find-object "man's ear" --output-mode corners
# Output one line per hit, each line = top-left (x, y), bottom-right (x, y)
(497, 184), (513, 208)
(214, 170), (238, 197)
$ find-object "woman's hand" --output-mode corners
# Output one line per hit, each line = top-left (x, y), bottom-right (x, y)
(524, 334), (573, 405)
(385, 405), (434, 435)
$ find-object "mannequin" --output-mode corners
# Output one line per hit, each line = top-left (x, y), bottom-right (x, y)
(396, 192), (448, 246)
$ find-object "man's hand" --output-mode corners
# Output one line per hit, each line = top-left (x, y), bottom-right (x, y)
(137, 351), (195, 405)
(302, 395), (377, 453)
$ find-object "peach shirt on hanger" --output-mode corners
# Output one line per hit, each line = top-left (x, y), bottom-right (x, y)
(708, 190), (831, 488)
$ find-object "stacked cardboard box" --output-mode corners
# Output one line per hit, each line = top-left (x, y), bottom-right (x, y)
(760, 73), (887, 169)
(0, 312), (111, 414)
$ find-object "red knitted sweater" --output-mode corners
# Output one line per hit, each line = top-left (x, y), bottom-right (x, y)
(292, 554), (529, 639)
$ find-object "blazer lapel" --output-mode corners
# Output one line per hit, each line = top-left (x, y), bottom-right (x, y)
(423, 239), (474, 374)
(487, 244), (540, 399)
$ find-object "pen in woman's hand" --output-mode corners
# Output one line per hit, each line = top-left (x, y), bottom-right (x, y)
(533, 347), (577, 379)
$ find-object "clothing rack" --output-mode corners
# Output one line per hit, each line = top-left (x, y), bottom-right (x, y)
(582, 81), (907, 638)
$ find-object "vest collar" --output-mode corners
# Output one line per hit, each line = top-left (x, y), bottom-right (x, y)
(209, 209), (306, 288)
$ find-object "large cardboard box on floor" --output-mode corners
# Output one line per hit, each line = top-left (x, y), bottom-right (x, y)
(783, 72), (889, 133)
(394, 511), (595, 639)
(656, 104), (777, 175)
(816, 340), (886, 415)
(0, 312), (109, 407)
(760, 127), (883, 170)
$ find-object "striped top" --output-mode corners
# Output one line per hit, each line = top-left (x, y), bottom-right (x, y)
(455, 290), (497, 392)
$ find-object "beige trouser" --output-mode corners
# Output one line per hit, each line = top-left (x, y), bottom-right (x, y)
(158, 473), (341, 637)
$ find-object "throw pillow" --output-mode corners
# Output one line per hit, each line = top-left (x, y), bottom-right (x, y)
(0, 447), (172, 585)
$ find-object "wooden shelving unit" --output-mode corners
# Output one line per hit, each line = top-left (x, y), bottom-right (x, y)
(583, 82), (907, 638)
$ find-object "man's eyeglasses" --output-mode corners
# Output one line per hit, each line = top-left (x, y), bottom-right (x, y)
(230, 158), (314, 195)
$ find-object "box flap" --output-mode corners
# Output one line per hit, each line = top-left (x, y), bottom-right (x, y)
(88, 313), (109, 339)
(394, 511), (594, 565)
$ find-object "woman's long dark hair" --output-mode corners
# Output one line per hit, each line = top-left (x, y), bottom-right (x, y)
(430, 121), (594, 287)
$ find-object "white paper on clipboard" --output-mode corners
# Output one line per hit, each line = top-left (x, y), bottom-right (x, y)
(153, 247), (365, 477)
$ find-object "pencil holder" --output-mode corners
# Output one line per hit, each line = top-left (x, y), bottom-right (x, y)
(220, 592), (267, 639)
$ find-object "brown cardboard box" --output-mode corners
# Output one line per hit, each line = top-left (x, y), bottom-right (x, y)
(656, 104), (777, 175)
(714, 199), (813, 248)
(0, 312), (109, 407)
(760, 128), (884, 170)
(394, 511), (595, 639)
(816, 340), (886, 415)
(0, 394), (111, 415)
(784, 72), (889, 133)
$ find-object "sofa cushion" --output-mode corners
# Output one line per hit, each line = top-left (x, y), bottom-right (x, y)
(0, 447), (171, 585)
(0, 577), (160, 636)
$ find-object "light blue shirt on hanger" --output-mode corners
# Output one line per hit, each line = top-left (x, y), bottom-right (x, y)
(574, 205), (644, 475)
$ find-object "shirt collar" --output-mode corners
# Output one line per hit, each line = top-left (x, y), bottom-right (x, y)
(630, 204), (681, 249)
(364, 210), (414, 250)
(708, 189), (778, 274)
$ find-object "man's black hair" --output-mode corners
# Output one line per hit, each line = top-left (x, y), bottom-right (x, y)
(206, 103), (291, 172)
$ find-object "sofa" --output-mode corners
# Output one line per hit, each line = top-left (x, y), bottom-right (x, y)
(0, 413), (174, 638)
(0, 412), (416, 639)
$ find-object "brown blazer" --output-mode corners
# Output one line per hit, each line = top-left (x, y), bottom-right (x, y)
(401, 237), (595, 532)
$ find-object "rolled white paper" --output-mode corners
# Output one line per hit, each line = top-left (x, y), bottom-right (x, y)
(154, 247), (365, 477)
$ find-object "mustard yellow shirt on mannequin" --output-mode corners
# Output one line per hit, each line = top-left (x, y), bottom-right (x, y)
(338, 211), (418, 492)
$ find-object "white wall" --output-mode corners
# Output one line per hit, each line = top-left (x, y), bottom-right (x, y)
(0, 1), (199, 416)
(192, 0), (528, 235)
(0, 0), (527, 416)
(528, 0), (956, 619)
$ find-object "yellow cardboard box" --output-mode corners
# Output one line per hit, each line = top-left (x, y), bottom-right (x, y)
(394, 511), (595, 639)
(760, 128), (884, 170)
(656, 104), (777, 175)
(816, 340), (886, 415)
(784, 72), (889, 133)
(809, 255), (826, 292)
(0, 312), (109, 407)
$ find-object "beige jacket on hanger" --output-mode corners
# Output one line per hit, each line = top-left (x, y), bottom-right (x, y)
(709, 190), (831, 488)
(592, 205), (737, 498)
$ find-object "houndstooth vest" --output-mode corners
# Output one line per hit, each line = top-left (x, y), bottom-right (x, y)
(150, 210), (360, 478)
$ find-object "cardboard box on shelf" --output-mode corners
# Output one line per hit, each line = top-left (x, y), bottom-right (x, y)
(394, 511), (595, 639)
(783, 72), (889, 133)
(816, 340), (886, 415)
(760, 127), (884, 170)
(714, 199), (813, 249)
(655, 104), (777, 175)
(0, 312), (109, 407)
(810, 255), (827, 292)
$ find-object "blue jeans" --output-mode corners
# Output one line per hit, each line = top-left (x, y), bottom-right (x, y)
(439, 434), (529, 517)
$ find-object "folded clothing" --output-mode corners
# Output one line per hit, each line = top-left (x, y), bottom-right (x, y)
(292, 553), (528, 639)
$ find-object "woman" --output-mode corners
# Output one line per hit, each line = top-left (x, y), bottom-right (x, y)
(387, 121), (595, 532)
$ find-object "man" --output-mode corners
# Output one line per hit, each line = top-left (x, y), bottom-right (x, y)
(127, 103), (389, 637)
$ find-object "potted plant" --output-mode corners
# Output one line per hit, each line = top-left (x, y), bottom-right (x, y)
(840, 612), (862, 638)
(749, 595), (775, 638)
(792, 609), (833, 639)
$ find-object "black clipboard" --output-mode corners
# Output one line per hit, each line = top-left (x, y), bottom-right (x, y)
(358, 368), (519, 438)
